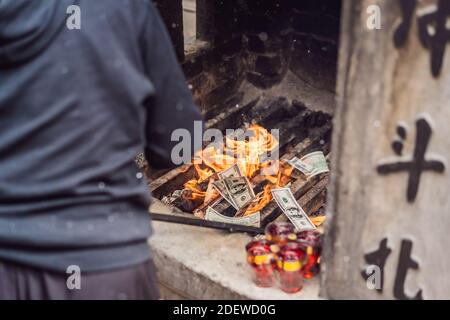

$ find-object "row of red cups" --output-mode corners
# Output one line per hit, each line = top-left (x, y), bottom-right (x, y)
(245, 222), (322, 294)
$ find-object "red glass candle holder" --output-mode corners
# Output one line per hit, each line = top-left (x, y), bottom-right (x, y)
(296, 230), (322, 279)
(264, 222), (296, 246)
(277, 242), (306, 294)
(245, 239), (277, 288)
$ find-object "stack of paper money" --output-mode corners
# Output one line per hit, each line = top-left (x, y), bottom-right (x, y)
(211, 164), (256, 210)
(271, 187), (317, 232)
(205, 164), (260, 227)
(287, 151), (329, 177)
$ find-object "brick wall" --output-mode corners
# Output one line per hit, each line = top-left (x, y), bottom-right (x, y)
(154, 0), (341, 119)
(237, 0), (341, 92)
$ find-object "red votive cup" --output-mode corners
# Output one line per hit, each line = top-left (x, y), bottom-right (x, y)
(295, 230), (322, 279)
(277, 242), (306, 294)
(265, 222), (296, 246)
(245, 239), (277, 288)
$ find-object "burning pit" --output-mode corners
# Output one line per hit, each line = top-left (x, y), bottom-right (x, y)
(148, 97), (332, 230)
(144, 0), (340, 231)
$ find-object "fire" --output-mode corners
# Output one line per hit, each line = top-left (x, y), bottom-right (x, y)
(244, 162), (293, 215)
(184, 124), (293, 215)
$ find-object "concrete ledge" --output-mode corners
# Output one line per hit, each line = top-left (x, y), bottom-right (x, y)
(148, 201), (320, 300)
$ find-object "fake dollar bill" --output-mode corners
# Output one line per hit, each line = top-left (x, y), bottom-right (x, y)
(205, 206), (260, 227)
(212, 179), (239, 209)
(271, 187), (317, 231)
(217, 163), (243, 180)
(288, 151), (329, 177)
(212, 164), (244, 209)
(301, 151), (329, 176)
(223, 176), (256, 209)
(288, 157), (316, 175)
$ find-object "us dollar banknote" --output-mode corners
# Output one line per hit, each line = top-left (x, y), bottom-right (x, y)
(287, 157), (316, 175)
(212, 179), (238, 209)
(205, 206), (260, 227)
(217, 163), (243, 180)
(212, 164), (244, 209)
(300, 151), (329, 177)
(223, 176), (255, 209)
(288, 151), (329, 177)
(271, 188), (317, 231)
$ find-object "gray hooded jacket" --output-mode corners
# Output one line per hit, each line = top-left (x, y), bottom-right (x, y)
(0, 0), (202, 272)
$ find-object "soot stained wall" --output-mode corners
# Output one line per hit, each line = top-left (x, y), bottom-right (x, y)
(154, 0), (341, 116)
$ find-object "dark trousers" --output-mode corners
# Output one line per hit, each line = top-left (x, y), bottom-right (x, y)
(0, 259), (160, 300)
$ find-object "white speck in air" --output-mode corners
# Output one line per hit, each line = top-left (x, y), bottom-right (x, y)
(61, 66), (69, 75)
(98, 182), (106, 189)
(258, 32), (268, 42)
(320, 140), (325, 145)
(171, 22), (177, 28)
(136, 172), (144, 180)
(188, 84), (193, 90)
(108, 215), (115, 223)
(176, 103), (184, 112)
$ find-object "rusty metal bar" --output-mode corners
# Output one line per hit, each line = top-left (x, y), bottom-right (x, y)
(150, 212), (263, 235)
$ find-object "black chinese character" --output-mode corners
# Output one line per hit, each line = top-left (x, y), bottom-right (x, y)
(417, 0), (450, 77)
(394, 0), (418, 48)
(361, 238), (392, 293)
(377, 117), (445, 203)
(394, 0), (450, 77)
(394, 239), (423, 300)
(363, 238), (423, 299)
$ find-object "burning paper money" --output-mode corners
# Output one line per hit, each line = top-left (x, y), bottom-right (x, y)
(288, 151), (329, 177)
(271, 187), (316, 231)
(212, 164), (256, 209)
(223, 176), (256, 209)
(288, 157), (315, 175)
(212, 164), (247, 209)
(217, 163), (243, 180)
(212, 179), (239, 209)
(205, 206), (260, 227)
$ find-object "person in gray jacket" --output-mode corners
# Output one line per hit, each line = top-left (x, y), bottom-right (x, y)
(0, 0), (202, 299)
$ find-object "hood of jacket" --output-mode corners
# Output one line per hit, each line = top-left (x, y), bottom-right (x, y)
(0, 0), (77, 67)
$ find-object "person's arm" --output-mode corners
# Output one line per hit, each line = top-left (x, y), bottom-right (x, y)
(140, 2), (203, 170)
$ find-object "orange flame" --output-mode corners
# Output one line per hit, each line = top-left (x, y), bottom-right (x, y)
(244, 161), (293, 215)
(184, 124), (290, 213)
